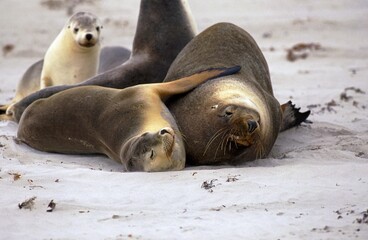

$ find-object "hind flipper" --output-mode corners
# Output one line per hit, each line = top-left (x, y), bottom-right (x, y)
(0, 104), (8, 115)
(280, 101), (311, 132)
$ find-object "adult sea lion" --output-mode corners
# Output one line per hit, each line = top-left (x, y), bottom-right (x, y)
(164, 22), (310, 165)
(17, 66), (240, 172)
(97, 46), (131, 73)
(9, 0), (197, 122)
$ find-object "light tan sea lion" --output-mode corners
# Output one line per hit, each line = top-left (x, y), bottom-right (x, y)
(9, 0), (197, 122)
(17, 66), (240, 172)
(164, 22), (310, 165)
(0, 11), (105, 119)
(40, 11), (102, 88)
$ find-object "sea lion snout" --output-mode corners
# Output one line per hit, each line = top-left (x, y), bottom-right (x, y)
(78, 32), (98, 47)
(219, 105), (261, 147)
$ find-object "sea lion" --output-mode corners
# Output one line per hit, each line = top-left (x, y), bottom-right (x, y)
(97, 46), (131, 73)
(0, 11), (106, 119)
(17, 66), (240, 172)
(164, 22), (310, 165)
(40, 11), (102, 88)
(9, 0), (197, 122)
(0, 46), (130, 118)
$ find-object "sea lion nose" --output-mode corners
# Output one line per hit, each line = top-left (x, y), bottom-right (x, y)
(247, 120), (258, 133)
(86, 33), (93, 41)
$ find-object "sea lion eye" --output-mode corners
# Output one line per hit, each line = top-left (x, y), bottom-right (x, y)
(225, 111), (233, 117)
(74, 28), (79, 33)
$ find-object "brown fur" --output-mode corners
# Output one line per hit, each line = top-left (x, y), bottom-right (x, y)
(164, 22), (310, 165)
(17, 67), (240, 171)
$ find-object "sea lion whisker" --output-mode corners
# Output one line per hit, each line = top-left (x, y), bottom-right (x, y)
(214, 129), (230, 160)
(226, 128), (237, 152)
(220, 130), (229, 155)
(161, 130), (176, 159)
(226, 134), (232, 152)
(255, 137), (265, 159)
(177, 130), (186, 143)
(203, 127), (227, 156)
(220, 129), (232, 155)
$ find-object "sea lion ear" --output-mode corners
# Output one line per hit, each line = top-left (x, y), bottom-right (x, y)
(67, 25), (70, 29)
(279, 101), (311, 132)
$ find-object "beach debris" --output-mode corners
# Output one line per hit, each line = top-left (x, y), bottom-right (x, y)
(286, 42), (321, 62)
(226, 175), (239, 182)
(210, 205), (226, 211)
(2, 44), (15, 56)
(340, 87), (365, 102)
(308, 86), (366, 115)
(46, 200), (56, 212)
(201, 179), (218, 193)
(262, 32), (272, 38)
(355, 210), (368, 224)
(8, 172), (21, 181)
(18, 196), (36, 210)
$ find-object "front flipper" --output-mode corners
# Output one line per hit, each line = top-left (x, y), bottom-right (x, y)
(280, 101), (311, 132)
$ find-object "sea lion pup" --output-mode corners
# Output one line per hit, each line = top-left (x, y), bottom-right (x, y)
(0, 11), (103, 119)
(17, 66), (240, 172)
(0, 46), (130, 119)
(9, 0), (197, 122)
(40, 11), (102, 89)
(164, 22), (310, 165)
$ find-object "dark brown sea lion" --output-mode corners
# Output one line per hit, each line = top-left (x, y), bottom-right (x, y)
(8, 0), (197, 122)
(17, 66), (240, 172)
(164, 22), (310, 165)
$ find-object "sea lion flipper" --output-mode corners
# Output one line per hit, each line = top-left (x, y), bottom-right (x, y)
(280, 101), (311, 132)
(156, 66), (241, 100)
(0, 104), (8, 114)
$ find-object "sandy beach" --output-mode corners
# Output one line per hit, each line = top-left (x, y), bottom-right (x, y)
(0, 0), (367, 239)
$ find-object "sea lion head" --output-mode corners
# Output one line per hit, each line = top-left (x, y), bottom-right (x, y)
(202, 83), (266, 162)
(67, 12), (102, 48)
(170, 77), (280, 165)
(120, 127), (185, 172)
(210, 103), (261, 149)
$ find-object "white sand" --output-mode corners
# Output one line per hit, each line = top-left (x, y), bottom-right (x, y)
(1, 0), (367, 239)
